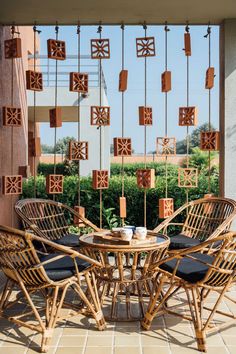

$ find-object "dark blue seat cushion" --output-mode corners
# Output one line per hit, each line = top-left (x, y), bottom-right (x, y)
(54, 233), (80, 247)
(39, 253), (90, 281)
(169, 234), (201, 250)
(160, 252), (214, 283)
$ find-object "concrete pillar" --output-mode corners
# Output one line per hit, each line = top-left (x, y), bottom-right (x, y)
(220, 20), (236, 204)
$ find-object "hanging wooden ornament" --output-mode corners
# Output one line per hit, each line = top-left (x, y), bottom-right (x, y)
(26, 70), (43, 91)
(91, 39), (110, 59)
(119, 70), (128, 92)
(119, 197), (127, 218)
(30, 137), (41, 157)
(139, 106), (152, 125)
(2, 106), (22, 126)
(200, 131), (220, 151)
(90, 106), (110, 126)
(46, 174), (64, 194)
(161, 71), (171, 92)
(205, 67), (215, 89)
(179, 106), (197, 126)
(18, 166), (31, 178)
(2, 175), (23, 195)
(49, 107), (62, 128)
(136, 37), (155, 57)
(69, 72), (88, 93)
(178, 168), (198, 188)
(73, 206), (86, 226)
(92, 170), (109, 189)
(184, 33), (191, 56)
(4, 38), (22, 59)
(156, 137), (176, 156)
(113, 137), (132, 156)
(47, 39), (66, 60)
(137, 169), (155, 189)
(159, 198), (174, 219)
(69, 141), (88, 160)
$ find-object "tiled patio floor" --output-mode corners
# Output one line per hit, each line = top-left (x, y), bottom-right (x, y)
(0, 283), (236, 354)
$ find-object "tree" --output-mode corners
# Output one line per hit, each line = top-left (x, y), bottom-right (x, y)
(41, 144), (54, 154)
(176, 123), (216, 154)
(55, 136), (76, 157)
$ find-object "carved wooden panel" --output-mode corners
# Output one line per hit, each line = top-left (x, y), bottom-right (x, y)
(92, 170), (109, 189)
(179, 106), (197, 126)
(19, 165), (31, 178)
(119, 197), (127, 218)
(178, 168), (198, 188)
(49, 107), (62, 128)
(4, 38), (22, 59)
(69, 72), (88, 93)
(90, 106), (110, 126)
(2, 106), (22, 126)
(184, 33), (191, 56)
(159, 198), (174, 219)
(26, 70), (43, 91)
(136, 169), (155, 189)
(113, 138), (132, 156)
(46, 175), (64, 194)
(161, 71), (171, 92)
(136, 37), (155, 57)
(91, 39), (110, 59)
(205, 67), (215, 89)
(74, 206), (86, 226)
(69, 141), (88, 160)
(47, 39), (66, 60)
(2, 175), (22, 195)
(200, 131), (220, 151)
(119, 70), (128, 92)
(139, 106), (152, 125)
(156, 137), (176, 156)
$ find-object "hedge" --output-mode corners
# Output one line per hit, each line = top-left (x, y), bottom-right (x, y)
(22, 169), (219, 230)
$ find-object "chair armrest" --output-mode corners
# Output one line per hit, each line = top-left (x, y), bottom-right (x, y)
(29, 233), (103, 268)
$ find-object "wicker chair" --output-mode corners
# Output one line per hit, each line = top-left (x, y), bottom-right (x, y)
(142, 232), (236, 352)
(0, 225), (106, 352)
(15, 198), (101, 247)
(154, 197), (236, 251)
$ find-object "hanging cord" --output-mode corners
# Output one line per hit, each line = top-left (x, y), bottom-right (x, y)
(185, 24), (190, 203)
(53, 24), (59, 201)
(10, 25), (15, 227)
(164, 23), (170, 199)
(97, 24), (103, 229)
(204, 24), (212, 193)
(143, 22), (147, 228)
(77, 24), (81, 207)
(121, 23), (125, 226)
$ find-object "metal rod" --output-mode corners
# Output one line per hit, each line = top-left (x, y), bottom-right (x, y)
(77, 24), (81, 207)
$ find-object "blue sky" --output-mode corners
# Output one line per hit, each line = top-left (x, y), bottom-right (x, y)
(38, 25), (219, 153)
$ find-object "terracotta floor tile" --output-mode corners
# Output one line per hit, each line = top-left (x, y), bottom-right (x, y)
(56, 347), (84, 354)
(84, 347), (112, 354)
(114, 347), (141, 354)
(142, 347), (170, 354)
(141, 334), (169, 346)
(115, 335), (140, 346)
(58, 335), (86, 347)
(86, 335), (113, 347)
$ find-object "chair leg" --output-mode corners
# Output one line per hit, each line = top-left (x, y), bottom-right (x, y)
(0, 279), (14, 313)
(186, 288), (206, 352)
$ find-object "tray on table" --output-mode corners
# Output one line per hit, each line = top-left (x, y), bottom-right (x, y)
(93, 230), (157, 245)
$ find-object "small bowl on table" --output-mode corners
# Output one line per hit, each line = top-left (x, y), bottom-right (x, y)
(120, 228), (133, 241)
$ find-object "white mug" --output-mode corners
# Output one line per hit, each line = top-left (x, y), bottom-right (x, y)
(120, 228), (133, 241)
(135, 227), (147, 240)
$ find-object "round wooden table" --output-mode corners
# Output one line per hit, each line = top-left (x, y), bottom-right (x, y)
(80, 232), (169, 321)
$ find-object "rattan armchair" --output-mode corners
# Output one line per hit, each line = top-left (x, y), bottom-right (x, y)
(142, 232), (236, 352)
(15, 198), (101, 247)
(0, 225), (106, 352)
(154, 197), (236, 251)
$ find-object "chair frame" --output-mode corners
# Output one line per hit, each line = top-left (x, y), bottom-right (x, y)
(15, 198), (101, 241)
(154, 197), (236, 246)
(142, 233), (236, 352)
(0, 225), (106, 352)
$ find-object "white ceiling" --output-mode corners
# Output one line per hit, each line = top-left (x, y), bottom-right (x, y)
(1, 0), (236, 25)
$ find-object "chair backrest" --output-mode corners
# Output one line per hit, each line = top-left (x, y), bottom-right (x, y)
(204, 233), (236, 287)
(182, 197), (236, 241)
(0, 225), (50, 287)
(15, 199), (70, 240)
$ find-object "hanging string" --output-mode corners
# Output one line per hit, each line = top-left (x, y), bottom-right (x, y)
(53, 23), (59, 201)
(98, 23), (103, 229)
(77, 24), (81, 207)
(204, 24), (212, 193)
(185, 23), (190, 204)
(143, 22), (147, 228)
(33, 25), (37, 198)
(121, 23), (125, 226)
(10, 25), (15, 227)
(164, 23), (170, 199)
